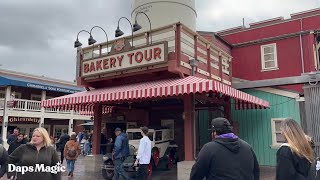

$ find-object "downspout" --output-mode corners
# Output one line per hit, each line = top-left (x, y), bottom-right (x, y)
(299, 18), (305, 73)
(191, 67), (197, 160)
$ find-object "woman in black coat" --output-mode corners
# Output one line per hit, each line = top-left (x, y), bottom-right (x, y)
(7, 127), (61, 180)
(276, 118), (315, 180)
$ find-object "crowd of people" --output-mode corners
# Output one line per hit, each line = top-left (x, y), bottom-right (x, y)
(0, 117), (316, 179)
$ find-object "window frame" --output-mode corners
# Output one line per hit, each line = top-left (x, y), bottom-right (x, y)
(271, 118), (286, 147)
(261, 43), (278, 71)
(31, 94), (42, 101)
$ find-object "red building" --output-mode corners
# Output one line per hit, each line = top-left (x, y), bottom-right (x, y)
(216, 8), (320, 157)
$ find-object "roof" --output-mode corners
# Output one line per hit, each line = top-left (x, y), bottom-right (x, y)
(0, 72), (84, 94)
(42, 76), (270, 109)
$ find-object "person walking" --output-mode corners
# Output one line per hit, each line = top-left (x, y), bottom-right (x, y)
(8, 133), (25, 155)
(64, 134), (81, 177)
(7, 127), (61, 180)
(190, 117), (260, 180)
(0, 142), (8, 179)
(113, 128), (131, 180)
(276, 118), (315, 180)
(134, 126), (151, 180)
(7, 128), (20, 145)
(57, 129), (70, 163)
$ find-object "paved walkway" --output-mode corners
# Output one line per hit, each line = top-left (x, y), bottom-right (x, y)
(60, 155), (276, 180)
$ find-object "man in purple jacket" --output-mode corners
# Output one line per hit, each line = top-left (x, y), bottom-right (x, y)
(190, 117), (260, 180)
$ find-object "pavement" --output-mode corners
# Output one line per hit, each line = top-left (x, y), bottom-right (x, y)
(60, 155), (276, 180)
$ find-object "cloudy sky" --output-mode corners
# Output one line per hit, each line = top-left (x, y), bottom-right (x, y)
(0, 0), (319, 82)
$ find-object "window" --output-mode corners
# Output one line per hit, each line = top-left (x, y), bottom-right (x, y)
(261, 43), (278, 70)
(0, 91), (5, 99)
(271, 118), (286, 147)
(155, 131), (162, 141)
(0, 91), (21, 99)
(31, 94), (42, 101)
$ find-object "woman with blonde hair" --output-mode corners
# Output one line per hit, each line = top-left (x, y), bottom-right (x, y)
(7, 127), (61, 180)
(276, 118), (315, 180)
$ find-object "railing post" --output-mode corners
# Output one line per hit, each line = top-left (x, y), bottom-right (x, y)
(219, 52), (223, 82)
(207, 44), (211, 78)
(24, 101), (28, 111)
(194, 35), (198, 75)
(145, 32), (150, 45)
(175, 23), (182, 67)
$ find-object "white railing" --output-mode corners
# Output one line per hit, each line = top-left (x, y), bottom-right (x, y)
(12, 99), (41, 112)
(4, 99), (90, 116)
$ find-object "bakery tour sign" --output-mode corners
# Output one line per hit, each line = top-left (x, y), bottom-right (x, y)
(81, 41), (168, 77)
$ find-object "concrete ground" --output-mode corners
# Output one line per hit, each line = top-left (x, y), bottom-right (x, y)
(61, 155), (276, 180)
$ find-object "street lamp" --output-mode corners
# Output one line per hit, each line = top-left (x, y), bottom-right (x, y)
(74, 30), (91, 48)
(133, 11), (152, 44)
(115, 17), (134, 46)
(89, 26), (109, 54)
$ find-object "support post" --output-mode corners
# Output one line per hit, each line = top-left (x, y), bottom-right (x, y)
(2, 86), (11, 148)
(183, 94), (194, 161)
(39, 91), (46, 128)
(69, 117), (74, 135)
(92, 103), (102, 155)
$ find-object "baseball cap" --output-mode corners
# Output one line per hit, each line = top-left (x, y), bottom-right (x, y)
(211, 117), (232, 132)
(114, 128), (122, 132)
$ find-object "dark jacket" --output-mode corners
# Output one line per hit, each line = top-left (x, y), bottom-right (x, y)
(114, 133), (130, 159)
(0, 146), (8, 178)
(7, 143), (61, 180)
(190, 136), (260, 180)
(276, 145), (311, 180)
(7, 134), (17, 145)
(58, 134), (70, 151)
(8, 139), (24, 155)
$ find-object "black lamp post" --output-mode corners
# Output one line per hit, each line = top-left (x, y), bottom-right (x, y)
(74, 30), (90, 48)
(115, 17), (134, 46)
(89, 26), (109, 54)
(133, 11), (152, 44)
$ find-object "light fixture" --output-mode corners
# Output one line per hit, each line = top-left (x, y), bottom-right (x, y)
(115, 17), (134, 46)
(74, 30), (91, 48)
(89, 26), (109, 54)
(133, 11), (152, 44)
(189, 59), (199, 75)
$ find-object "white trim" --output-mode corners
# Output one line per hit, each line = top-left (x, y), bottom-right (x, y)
(255, 87), (299, 99)
(271, 118), (287, 147)
(261, 43), (278, 70)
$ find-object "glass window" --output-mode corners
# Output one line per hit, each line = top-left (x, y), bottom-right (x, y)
(127, 132), (143, 140)
(155, 131), (162, 141)
(271, 118), (287, 146)
(261, 43), (278, 70)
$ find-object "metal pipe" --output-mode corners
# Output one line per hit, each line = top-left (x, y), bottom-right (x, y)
(191, 66), (197, 160)
(299, 18), (305, 73)
(117, 17), (134, 46)
(90, 26), (109, 54)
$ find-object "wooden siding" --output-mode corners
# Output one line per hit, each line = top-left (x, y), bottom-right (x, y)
(231, 89), (301, 166)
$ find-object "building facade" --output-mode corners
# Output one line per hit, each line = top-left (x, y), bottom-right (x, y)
(0, 69), (92, 148)
(216, 8), (320, 166)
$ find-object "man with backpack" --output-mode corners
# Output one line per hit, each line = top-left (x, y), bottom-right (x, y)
(113, 128), (131, 180)
(190, 117), (260, 180)
(64, 134), (81, 177)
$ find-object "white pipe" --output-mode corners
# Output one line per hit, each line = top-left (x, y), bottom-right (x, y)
(299, 18), (305, 73)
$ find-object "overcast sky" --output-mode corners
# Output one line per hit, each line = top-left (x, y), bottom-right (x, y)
(0, 0), (319, 81)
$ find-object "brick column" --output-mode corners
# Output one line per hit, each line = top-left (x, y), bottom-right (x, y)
(92, 103), (102, 155)
(183, 94), (194, 161)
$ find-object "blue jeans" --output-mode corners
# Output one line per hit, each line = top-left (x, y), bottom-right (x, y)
(84, 142), (91, 155)
(114, 158), (130, 180)
(67, 160), (75, 172)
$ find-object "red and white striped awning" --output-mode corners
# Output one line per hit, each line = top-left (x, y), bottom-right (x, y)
(42, 76), (270, 109)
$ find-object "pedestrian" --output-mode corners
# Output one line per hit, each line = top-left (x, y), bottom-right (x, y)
(7, 127), (19, 145)
(276, 118), (315, 180)
(101, 128), (108, 155)
(190, 117), (260, 180)
(0, 142), (8, 179)
(57, 129), (70, 163)
(8, 133), (24, 155)
(64, 134), (81, 177)
(113, 128), (131, 180)
(134, 126), (151, 180)
(7, 127), (61, 180)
